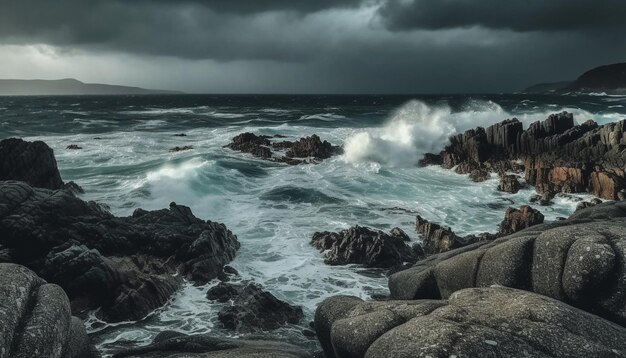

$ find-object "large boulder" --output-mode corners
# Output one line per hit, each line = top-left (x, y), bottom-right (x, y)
(112, 332), (311, 358)
(389, 201), (626, 326)
(0, 181), (240, 322)
(207, 281), (303, 332)
(498, 174), (523, 193)
(316, 286), (626, 358)
(0, 138), (64, 189)
(0, 263), (99, 358)
(285, 134), (340, 159)
(311, 226), (420, 268)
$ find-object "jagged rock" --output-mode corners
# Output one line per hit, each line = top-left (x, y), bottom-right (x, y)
(530, 192), (554, 206)
(207, 282), (303, 332)
(425, 112), (626, 200)
(225, 132), (341, 164)
(0, 181), (239, 322)
(311, 226), (419, 268)
(285, 134), (340, 159)
(112, 332), (311, 358)
(169, 145), (193, 152)
(0, 263), (99, 358)
(498, 174), (522, 193)
(415, 215), (487, 255)
(316, 286), (626, 358)
(66, 144), (82, 150)
(417, 153), (442, 166)
(0, 138), (65, 189)
(499, 205), (544, 235)
(388, 201), (626, 327)
(468, 168), (489, 182)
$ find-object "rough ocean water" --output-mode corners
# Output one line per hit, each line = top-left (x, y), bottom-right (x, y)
(1, 93), (625, 355)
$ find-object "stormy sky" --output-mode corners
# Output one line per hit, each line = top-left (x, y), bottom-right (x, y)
(0, 0), (624, 93)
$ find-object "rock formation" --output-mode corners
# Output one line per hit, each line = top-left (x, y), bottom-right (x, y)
(0, 180), (240, 322)
(424, 112), (626, 200)
(498, 205), (544, 235)
(207, 281), (303, 332)
(112, 332), (311, 358)
(315, 286), (626, 358)
(0, 138), (65, 189)
(498, 174), (523, 193)
(225, 132), (341, 164)
(0, 263), (99, 358)
(311, 226), (421, 268)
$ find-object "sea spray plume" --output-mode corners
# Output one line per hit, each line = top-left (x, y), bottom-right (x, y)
(343, 99), (509, 167)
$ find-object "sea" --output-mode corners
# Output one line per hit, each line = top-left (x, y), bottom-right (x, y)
(1, 93), (625, 355)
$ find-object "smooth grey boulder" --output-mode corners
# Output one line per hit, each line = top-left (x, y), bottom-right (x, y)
(0, 263), (99, 358)
(112, 331), (311, 358)
(316, 286), (626, 358)
(389, 201), (626, 325)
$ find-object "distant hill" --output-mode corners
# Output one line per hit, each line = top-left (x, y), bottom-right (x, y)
(0, 78), (183, 95)
(524, 62), (626, 95)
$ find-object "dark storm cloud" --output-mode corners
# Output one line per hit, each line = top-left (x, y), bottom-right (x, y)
(0, 0), (365, 61)
(378, 0), (626, 32)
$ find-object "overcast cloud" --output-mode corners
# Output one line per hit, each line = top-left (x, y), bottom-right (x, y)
(0, 0), (623, 93)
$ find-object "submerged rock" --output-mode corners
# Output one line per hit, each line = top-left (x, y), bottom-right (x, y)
(207, 282), (304, 332)
(66, 144), (83, 150)
(169, 145), (193, 152)
(112, 331), (311, 358)
(316, 286), (626, 358)
(0, 263), (99, 358)
(311, 226), (420, 268)
(0, 181), (240, 322)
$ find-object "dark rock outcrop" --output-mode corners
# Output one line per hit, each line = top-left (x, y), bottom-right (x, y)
(311, 226), (420, 268)
(207, 282), (303, 332)
(389, 201), (626, 327)
(576, 198), (603, 212)
(427, 112), (626, 200)
(0, 181), (240, 322)
(498, 205), (544, 235)
(0, 263), (99, 358)
(112, 332), (311, 358)
(66, 144), (82, 150)
(169, 145), (193, 152)
(416, 215), (497, 255)
(498, 174), (522, 193)
(225, 132), (341, 164)
(0, 138), (65, 189)
(316, 286), (626, 358)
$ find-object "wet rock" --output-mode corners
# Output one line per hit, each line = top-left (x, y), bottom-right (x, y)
(424, 112), (626, 200)
(388, 201), (626, 326)
(417, 152), (442, 166)
(576, 198), (603, 212)
(499, 205), (544, 235)
(208, 282), (303, 332)
(468, 168), (490, 182)
(415, 215), (488, 255)
(66, 144), (83, 150)
(0, 138), (65, 189)
(0, 181), (239, 322)
(530, 192), (554, 206)
(498, 174), (522, 193)
(0, 263), (99, 358)
(112, 332), (311, 358)
(285, 134), (341, 159)
(311, 226), (419, 268)
(169, 145), (193, 152)
(173, 133), (187, 137)
(316, 286), (626, 358)
(225, 132), (341, 164)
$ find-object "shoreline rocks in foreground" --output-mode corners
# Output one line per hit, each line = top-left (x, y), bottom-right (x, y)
(422, 112), (626, 200)
(225, 132), (342, 165)
(0, 263), (100, 358)
(0, 138), (240, 323)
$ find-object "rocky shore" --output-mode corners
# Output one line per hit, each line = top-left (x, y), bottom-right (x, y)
(2, 107), (626, 358)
